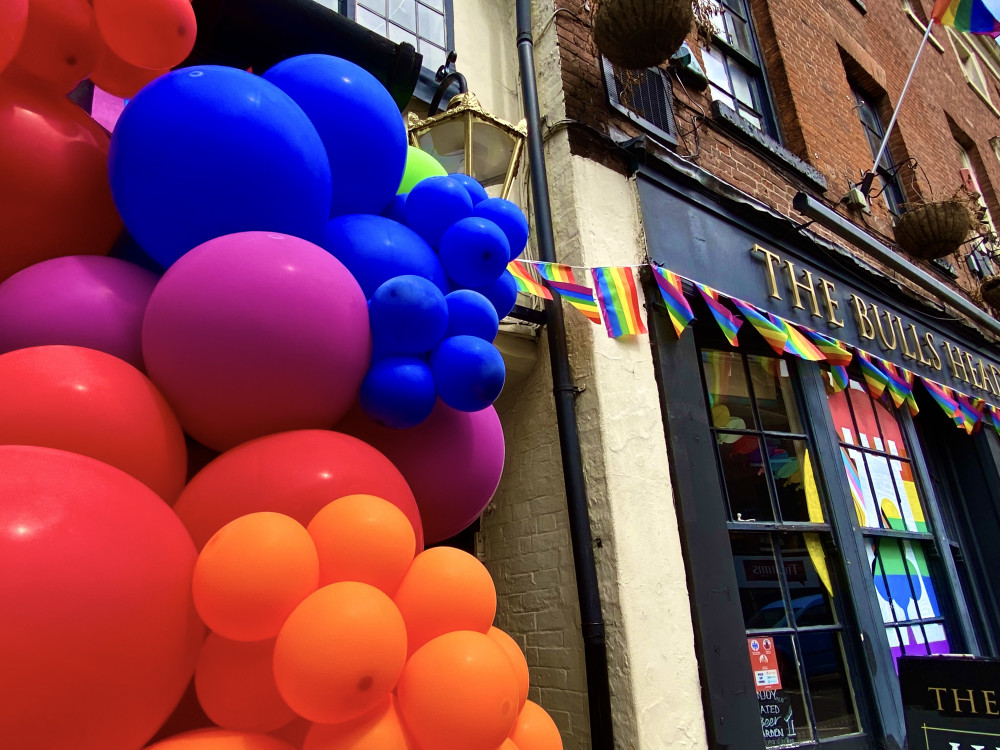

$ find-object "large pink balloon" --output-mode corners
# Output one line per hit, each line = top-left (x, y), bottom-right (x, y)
(0, 255), (158, 368)
(0, 446), (204, 750)
(0, 0), (28, 75)
(338, 401), (504, 543)
(142, 232), (372, 452)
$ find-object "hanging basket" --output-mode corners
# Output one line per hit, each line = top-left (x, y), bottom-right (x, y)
(981, 275), (1000, 310)
(892, 198), (977, 261)
(592, 0), (694, 70)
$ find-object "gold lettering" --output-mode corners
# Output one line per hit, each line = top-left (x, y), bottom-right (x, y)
(924, 333), (943, 371)
(895, 316), (917, 360)
(752, 245), (783, 301)
(870, 303), (898, 351)
(851, 295), (875, 341)
(928, 687), (948, 711)
(984, 690), (999, 715)
(942, 341), (971, 383)
(909, 325), (932, 365)
(965, 352), (984, 390)
(953, 688), (979, 714)
(978, 361), (996, 396)
(783, 260), (821, 317)
(818, 278), (845, 327)
(989, 364), (1000, 394)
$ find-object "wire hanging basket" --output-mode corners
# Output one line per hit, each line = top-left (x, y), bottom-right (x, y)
(981, 274), (1000, 311)
(892, 196), (977, 261)
(592, 0), (694, 70)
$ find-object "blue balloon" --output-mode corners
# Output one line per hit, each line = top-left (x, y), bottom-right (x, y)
(473, 270), (519, 320)
(431, 335), (506, 412)
(383, 193), (408, 223)
(438, 217), (510, 289)
(449, 173), (489, 205)
(403, 175), (473, 248)
(360, 357), (437, 429)
(445, 290), (499, 341)
(109, 67), (332, 268)
(322, 214), (447, 298)
(474, 198), (530, 260)
(369, 275), (449, 356)
(263, 55), (408, 218)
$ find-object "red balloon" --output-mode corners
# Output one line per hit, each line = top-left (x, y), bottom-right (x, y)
(0, 345), (188, 502)
(0, 446), (204, 750)
(147, 729), (297, 750)
(5, 0), (100, 93)
(93, 0), (196, 70)
(174, 430), (423, 551)
(91, 35), (167, 98)
(0, 0), (28, 75)
(0, 80), (121, 283)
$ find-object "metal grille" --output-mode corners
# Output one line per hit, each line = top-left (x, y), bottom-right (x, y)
(601, 57), (678, 144)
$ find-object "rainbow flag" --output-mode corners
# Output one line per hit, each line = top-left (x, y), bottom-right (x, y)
(921, 378), (961, 421)
(591, 266), (647, 337)
(986, 403), (1000, 435)
(771, 316), (825, 361)
(507, 260), (552, 300)
(877, 358), (913, 410)
(829, 365), (850, 393)
(932, 0), (1000, 34)
(731, 299), (787, 355)
(955, 393), (984, 434)
(902, 369), (920, 417)
(856, 351), (889, 399)
(650, 266), (694, 338)
(803, 329), (853, 367)
(533, 262), (602, 325)
(695, 283), (741, 346)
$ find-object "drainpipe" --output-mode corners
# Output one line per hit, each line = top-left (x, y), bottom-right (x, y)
(515, 3), (615, 748)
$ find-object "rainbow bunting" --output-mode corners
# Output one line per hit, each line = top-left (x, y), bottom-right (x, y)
(932, 0), (1000, 35)
(533, 262), (602, 325)
(771, 316), (826, 361)
(591, 266), (647, 338)
(955, 393), (984, 434)
(921, 378), (961, 422)
(856, 351), (889, 399)
(987, 404), (1000, 435)
(829, 365), (850, 393)
(695, 283), (741, 346)
(651, 266), (695, 339)
(507, 260), (553, 300)
(876, 358), (913, 410)
(902, 369), (920, 417)
(731, 299), (788, 355)
(803, 329), (853, 367)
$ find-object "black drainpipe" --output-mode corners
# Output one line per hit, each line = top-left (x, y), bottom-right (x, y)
(515, 3), (615, 748)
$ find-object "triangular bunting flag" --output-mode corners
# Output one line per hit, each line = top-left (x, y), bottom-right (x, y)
(955, 392), (984, 435)
(855, 351), (889, 399)
(771, 316), (825, 361)
(986, 404), (1000, 435)
(803, 329), (853, 367)
(875, 357), (912, 410)
(591, 266), (647, 338)
(921, 378), (961, 422)
(828, 365), (849, 393)
(650, 266), (695, 339)
(695, 283), (741, 346)
(901, 368), (919, 416)
(507, 260), (553, 300)
(731, 298), (788, 355)
(533, 262), (602, 325)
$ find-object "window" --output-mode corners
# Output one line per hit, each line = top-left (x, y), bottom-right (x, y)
(852, 87), (907, 218)
(948, 30), (999, 114)
(601, 57), (679, 145)
(327, 0), (451, 73)
(956, 141), (998, 278)
(702, 0), (780, 138)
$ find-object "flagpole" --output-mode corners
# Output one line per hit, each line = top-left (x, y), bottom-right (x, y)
(860, 18), (936, 196)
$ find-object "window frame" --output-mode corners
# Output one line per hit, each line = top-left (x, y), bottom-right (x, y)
(600, 56), (679, 146)
(946, 28), (1000, 117)
(851, 87), (908, 219)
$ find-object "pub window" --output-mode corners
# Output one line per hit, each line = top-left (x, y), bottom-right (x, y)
(699, 348), (864, 747)
(852, 87), (907, 218)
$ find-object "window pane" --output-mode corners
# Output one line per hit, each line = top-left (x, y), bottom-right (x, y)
(727, 12), (754, 56)
(355, 6), (387, 33)
(739, 109), (763, 131)
(731, 533), (787, 628)
(702, 46), (732, 94)
(778, 533), (836, 626)
(764, 438), (822, 523)
(703, 349), (757, 430)
(718, 433), (775, 522)
(417, 40), (447, 72)
(761, 635), (814, 746)
(730, 60), (758, 109)
(869, 539), (948, 625)
(359, 0), (386, 13)
(388, 0), (416, 31)
(387, 24), (417, 48)
(871, 393), (908, 458)
(747, 355), (800, 432)
(799, 631), (860, 739)
(417, 3), (446, 45)
(421, 0), (444, 10)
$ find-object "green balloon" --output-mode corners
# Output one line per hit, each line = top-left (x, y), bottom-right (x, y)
(397, 146), (448, 194)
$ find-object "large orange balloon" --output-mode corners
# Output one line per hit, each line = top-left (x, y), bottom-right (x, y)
(195, 634), (297, 733)
(0, 0), (28, 75)
(273, 582), (407, 724)
(0, 345), (187, 501)
(307, 495), (416, 596)
(509, 701), (563, 750)
(497, 742), (520, 750)
(174, 430), (423, 550)
(487, 627), (530, 714)
(0, 446), (204, 750)
(396, 631), (519, 750)
(91, 35), (167, 98)
(93, 0), (196, 70)
(5, 0), (100, 92)
(146, 728), (297, 750)
(303, 697), (414, 750)
(393, 546), (496, 654)
(193, 512), (319, 641)
(0, 80), (121, 282)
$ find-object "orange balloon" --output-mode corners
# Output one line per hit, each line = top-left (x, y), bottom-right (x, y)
(487, 627), (530, 714)
(396, 631), (519, 750)
(5, 0), (100, 93)
(0, 80), (121, 282)
(0, 345), (187, 501)
(195, 634), (296, 733)
(193, 513), (320, 641)
(307, 495), (416, 596)
(91, 35), (167, 98)
(146, 728), (297, 750)
(393, 546), (496, 654)
(273, 582), (407, 724)
(0, 0), (28, 75)
(93, 0), (196, 70)
(303, 697), (414, 750)
(497, 742), (520, 750)
(509, 701), (563, 750)
(269, 717), (313, 749)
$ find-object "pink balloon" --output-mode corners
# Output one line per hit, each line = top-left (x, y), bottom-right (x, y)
(142, 232), (371, 452)
(0, 255), (158, 368)
(338, 401), (504, 543)
(0, 0), (28, 75)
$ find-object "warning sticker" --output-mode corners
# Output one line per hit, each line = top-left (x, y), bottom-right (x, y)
(747, 636), (783, 692)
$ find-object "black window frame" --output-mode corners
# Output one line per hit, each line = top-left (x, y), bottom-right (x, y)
(600, 56), (679, 146)
(850, 87), (907, 219)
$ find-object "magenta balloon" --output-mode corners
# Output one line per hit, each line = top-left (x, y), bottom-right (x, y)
(142, 232), (371, 452)
(338, 400), (504, 543)
(0, 255), (158, 369)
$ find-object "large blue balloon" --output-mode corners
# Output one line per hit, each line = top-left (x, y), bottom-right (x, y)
(449, 173), (489, 205)
(474, 198), (530, 260)
(360, 357), (437, 429)
(263, 55), (408, 218)
(403, 176), (473, 248)
(474, 270), (518, 320)
(369, 275), (449, 356)
(430, 335), (506, 412)
(109, 66), (332, 268)
(322, 215), (447, 298)
(445, 290), (499, 341)
(438, 217), (509, 289)
(383, 194), (408, 223)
